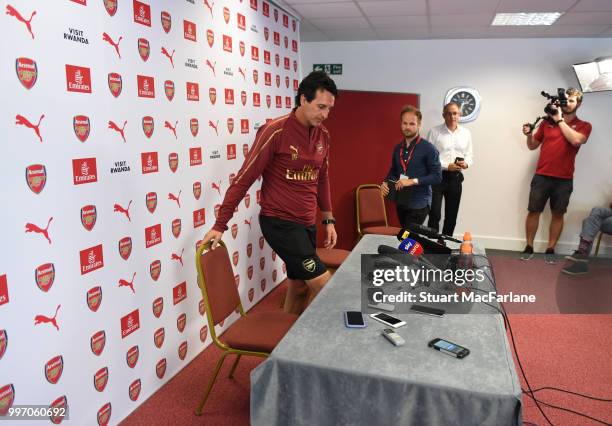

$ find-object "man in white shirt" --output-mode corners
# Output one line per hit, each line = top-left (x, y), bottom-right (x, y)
(426, 102), (474, 239)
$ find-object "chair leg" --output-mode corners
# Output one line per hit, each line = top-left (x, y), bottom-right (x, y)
(195, 351), (229, 416)
(594, 232), (603, 256)
(228, 354), (241, 378)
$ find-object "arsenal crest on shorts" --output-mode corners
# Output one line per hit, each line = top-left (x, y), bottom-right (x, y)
(26, 164), (46, 194)
(73, 115), (90, 142)
(16, 57), (37, 89)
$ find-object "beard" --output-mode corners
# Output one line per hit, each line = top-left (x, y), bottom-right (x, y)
(403, 130), (417, 140)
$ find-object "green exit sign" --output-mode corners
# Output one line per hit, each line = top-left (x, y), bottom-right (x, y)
(313, 64), (343, 75)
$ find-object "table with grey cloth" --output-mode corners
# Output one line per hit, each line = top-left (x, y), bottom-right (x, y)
(251, 235), (522, 425)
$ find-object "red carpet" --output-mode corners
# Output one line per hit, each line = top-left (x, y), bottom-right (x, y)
(122, 256), (612, 426)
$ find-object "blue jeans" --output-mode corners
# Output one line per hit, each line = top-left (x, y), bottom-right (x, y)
(581, 207), (612, 254)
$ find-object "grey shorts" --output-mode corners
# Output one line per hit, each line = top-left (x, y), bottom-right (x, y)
(528, 174), (573, 214)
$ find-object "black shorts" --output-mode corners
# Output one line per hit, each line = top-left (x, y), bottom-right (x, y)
(528, 174), (573, 214)
(259, 215), (327, 280)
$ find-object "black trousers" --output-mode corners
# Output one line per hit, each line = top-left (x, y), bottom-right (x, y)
(428, 172), (463, 236)
(396, 205), (430, 228)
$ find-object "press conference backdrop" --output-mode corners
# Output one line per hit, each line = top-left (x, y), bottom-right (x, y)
(0, 1), (300, 423)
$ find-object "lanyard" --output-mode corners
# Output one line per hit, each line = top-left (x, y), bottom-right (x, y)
(400, 136), (421, 174)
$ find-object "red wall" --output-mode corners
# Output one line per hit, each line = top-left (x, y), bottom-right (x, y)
(316, 90), (420, 250)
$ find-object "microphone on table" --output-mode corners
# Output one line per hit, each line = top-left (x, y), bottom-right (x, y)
(396, 228), (451, 255)
(378, 243), (440, 271)
(405, 223), (462, 244)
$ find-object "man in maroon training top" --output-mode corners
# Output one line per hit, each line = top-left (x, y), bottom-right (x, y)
(202, 71), (338, 315)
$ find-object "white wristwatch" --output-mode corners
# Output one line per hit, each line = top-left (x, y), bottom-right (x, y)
(412, 178), (419, 185)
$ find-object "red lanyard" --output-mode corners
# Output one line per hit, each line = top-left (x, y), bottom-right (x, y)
(400, 136), (421, 174)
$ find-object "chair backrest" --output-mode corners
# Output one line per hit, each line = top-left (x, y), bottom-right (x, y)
(356, 184), (388, 234)
(196, 241), (242, 327)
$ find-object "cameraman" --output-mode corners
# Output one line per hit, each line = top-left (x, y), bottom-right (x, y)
(520, 87), (592, 263)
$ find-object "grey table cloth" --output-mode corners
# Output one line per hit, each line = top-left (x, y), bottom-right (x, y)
(251, 235), (522, 425)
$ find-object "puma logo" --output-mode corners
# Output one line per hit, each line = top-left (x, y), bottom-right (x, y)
(102, 32), (122, 58)
(171, 248), (185, 266)
(118, 272), (136, 294)
(113, 200), (132, 221)
(108, 120), (127, 143)
(206, 59), (216, 76)
(212, 181), (221, 196)
(203, 0), (214, 17)
(290, 145), (298, 160)
(244, 217), (252, 229)
(238, 67), (246, 80)
(34, 304), (61, 331)
(6, 4), (36, 39)
(15, 113), (44, 142)
(208, 120), (218, 136)
(168, 190), (181, 208)
(164, 120), (178, 139)
(25, 217), (53, 244)
(161, 46), (175, 68)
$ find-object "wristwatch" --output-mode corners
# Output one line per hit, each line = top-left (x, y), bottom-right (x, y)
(412, 178), (419, 185)
(322, 218), (336, 225)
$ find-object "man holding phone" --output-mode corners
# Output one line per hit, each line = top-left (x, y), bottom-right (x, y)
(381, 105), (441, 227)
(426, 102), (473, 240)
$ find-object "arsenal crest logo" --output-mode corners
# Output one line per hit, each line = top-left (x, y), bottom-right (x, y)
(259, 236), (265, 249)
(104, 0), (117, 16)
(45, 355), (64, 384)
(161, 11), (171, 33)
(50, 395), (67, 424)
(178, 341), (188, 360)
(150, 259), (161, 281)
(190, 118), (199, 137)
(168, 152), (178, 173)
(138, 38), (150, 61)
(207, 29), (214, 47)
(81, 204), (97, 231)
(272, 251), (277, 261)
(239, 41), (245, 57)
(156, 358), (167, 379)
(200, 325), (208, 342)
(35, 262), (55, 292)
(97, 402), (111, 426)
(234, 274), (240, 287)
(142, 116), (154, 138)
(73, 115), (90, 142)
(261, 277), (268, 292)
(264, 27), (269, 41)
(248, 288), (255, 302)
(260, 257), (266, 270)
(294, 60), (298, 72)
(266, 95), (271, 108)
(240, 90), (247, 106)
(26, 164), (46, 194)
(118, 236), (132, 260)
(172, 218), (181, 238)
(231, 224), (238, 239)
(164, 80), (175, 101)
(0, 383), (14, 415)
(154, 327), (165, 348)
(223, 7), (230, 24)
(94, 367), (109, 392)
(273, 269), (278, 281)
(282, 262), (287, 273)
(247, 265), (254, 279)
(90, 330), (106, 356)
(274, 8), (279, 22)
(107, 72), (122, 98)
(177, 313), (186, 332)
(284, 36), (288, 48)
(285, 76), (290, 88)
(193, 181), (202, 200)
(126, 345), (139, 368)
(87, 286), (103, 312)
(129, 379), (142, 402)
(293, 19), (297, 32)
(152, 297), (163, 318)
(209, 87), (217, 104)
(227, 118), (234, 134)
(245, 193), (251, 208)
(16, 57), (37, 89)
(247, 243), (253, 257)
(232, 251), (239, 266)
(253, 69), (259, 84)
(199, 299), (205, 316)
(146, 192), (157, 213)
(276, 75), (281, 88)
(275, 53), (280, 67)
(243, 143), (249, 157)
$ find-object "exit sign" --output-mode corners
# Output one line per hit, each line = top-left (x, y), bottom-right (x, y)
(313, 64), (342, 75)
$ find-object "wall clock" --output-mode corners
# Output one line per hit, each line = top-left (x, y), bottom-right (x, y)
(444, 87), (481, 123)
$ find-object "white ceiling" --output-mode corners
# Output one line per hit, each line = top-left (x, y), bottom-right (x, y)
(274, 0), (612, 41)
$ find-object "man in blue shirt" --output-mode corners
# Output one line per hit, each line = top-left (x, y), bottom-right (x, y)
(381, 105), (442, 226)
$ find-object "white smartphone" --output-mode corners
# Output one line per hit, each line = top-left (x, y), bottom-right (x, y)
(370, 312), (406, 328)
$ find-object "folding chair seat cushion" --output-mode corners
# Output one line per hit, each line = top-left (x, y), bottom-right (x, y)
(362, 225), (401, 236)
(221, 311), (297, 353)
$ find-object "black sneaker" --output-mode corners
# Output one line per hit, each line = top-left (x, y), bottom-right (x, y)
(520, 245), (534, 261)
(561, 261), (588, 276)
(544, 249), (557, 265)
(565, 250), (588, 262)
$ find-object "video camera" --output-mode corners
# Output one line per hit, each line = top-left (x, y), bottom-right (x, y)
(541, 88), (568, 116)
